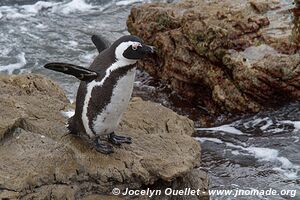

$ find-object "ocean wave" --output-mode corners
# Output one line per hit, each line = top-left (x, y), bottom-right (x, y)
(0, 0), (95, 19)
(196, 124), (245, 135)
(196, 137), (300, 179)
(52, 0), (94, 15)
(279, 120), (300, 131)
(0, 5), (32, 19)
(22, 1), (54, 14)
(116, 0), (149, 6)
(0, 52), (27, 75)
(0, 0), (150, 19)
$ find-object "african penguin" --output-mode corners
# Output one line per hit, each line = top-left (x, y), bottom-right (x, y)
(44, 35), (156, 154)
(91, 34), (110, 53)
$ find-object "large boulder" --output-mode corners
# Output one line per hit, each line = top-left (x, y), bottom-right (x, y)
(127, 0), (300, 115)
(0, 74), (207, 200)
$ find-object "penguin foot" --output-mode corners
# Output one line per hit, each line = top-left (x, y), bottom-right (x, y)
(108, 132), (132, 145)
(94, 139), (114, 154)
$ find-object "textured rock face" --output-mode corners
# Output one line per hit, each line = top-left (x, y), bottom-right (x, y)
(0, 75), (206, 199)
(127, 0), (300, 114)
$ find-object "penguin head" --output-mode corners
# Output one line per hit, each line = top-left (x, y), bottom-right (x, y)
(113, 35), (156, 62)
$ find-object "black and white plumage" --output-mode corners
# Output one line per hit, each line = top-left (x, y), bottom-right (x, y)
(44, 35), (155, 154)
(91, 34), (110, 53)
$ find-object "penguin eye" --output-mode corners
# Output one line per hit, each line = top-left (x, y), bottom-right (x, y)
(132, 45), (137, 50)
(132, 43), (142, 51)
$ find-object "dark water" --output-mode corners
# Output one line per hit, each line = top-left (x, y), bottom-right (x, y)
(196, 103), (300, 200)
(0, 1), (299, 199)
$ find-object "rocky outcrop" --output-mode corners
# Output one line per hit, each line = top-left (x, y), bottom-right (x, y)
(0, 75), (207, 199)
(127, 0), (300, 115)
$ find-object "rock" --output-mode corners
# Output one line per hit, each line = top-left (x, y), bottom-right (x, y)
(150, 168), (209, 200)
(0, 74), (69, 141)
(249, 0), (281, 13)
(0, 74), (206, 199)
(127, 0), (300, 115)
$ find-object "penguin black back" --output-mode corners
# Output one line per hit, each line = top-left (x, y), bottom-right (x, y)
(91, 35), (110, 53)
(44, 34), (156, 154)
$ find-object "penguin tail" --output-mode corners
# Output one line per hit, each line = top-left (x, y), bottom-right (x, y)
(91, 35), (110, 53)
(44, 62), (98, 81)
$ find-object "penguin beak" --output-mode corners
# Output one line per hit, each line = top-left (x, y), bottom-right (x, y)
(142, 44), (156, 54)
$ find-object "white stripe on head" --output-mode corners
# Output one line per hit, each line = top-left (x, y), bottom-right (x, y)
(115, 41), (141, 63)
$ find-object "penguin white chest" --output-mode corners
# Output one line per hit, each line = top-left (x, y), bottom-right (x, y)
(93, 68), (136, 135)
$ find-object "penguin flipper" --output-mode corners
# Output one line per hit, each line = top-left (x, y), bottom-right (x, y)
(67, 116), (77, 135)
(91, 35), (110, 53)
(44, 62), (98, 81)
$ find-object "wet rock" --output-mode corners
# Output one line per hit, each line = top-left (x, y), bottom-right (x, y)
(250, 0), (276, 13)
(0, 75), (205, 199)
(223, 47), (300, 105)
(127, 0), (300, 115)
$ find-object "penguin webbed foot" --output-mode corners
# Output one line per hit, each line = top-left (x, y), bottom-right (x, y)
(94, 138), (114, 154)
(108, 132), (132, 145)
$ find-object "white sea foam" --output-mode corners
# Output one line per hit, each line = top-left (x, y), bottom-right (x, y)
(0, 49), (11, 57)
(243, 147), (299, 179)
(54, 0), (94, 15)
(20, 68), (32, 74)
(274, 155), (299, 179)
(266, 127), (285, 133)
(226, 141), (247, 149)
(0, 0), (96, 19)
(36, 23), (47, 29)
(231, 150), (240, 155)
(20, 26), (28, 32)
(0, 4), (35, 19)
(246, 147), (278, 161)
(116, 0), (146, 6)
(243, 117), (300, 134)
(260, 118), (273, 130)
(22, 1), (55, 14)
(196, 124), (244, 135)
(196, 137), (300, 179)
(79, 51), (97, 63)
(62, 110), (75, 118)
(6, 11), (32, 19)
(0, 52), (26, 75)
(243, 117), (271, 129)
(246, 117), (265, 127)
(0, 0), (145, 19)
(279, 120), (300, 130)
(68, 41), (78, 47)
(195, 137), (224, 144)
